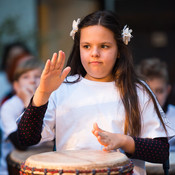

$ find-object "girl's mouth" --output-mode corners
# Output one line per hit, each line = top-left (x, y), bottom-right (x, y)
(90, 61), (102, 65)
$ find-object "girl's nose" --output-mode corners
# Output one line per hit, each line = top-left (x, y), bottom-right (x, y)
(91, 47), (100, 58)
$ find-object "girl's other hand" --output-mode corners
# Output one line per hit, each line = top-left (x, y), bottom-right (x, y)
(92, 123), (135, 154)
(92, 123), (121, 151)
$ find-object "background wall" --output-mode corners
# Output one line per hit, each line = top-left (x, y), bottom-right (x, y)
(37, 0), (100, 61)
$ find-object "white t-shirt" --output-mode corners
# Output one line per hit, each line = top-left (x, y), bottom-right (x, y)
(0, 95), (24, 175)
(39, 75), (173, 175)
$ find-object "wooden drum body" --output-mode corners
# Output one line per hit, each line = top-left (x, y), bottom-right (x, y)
(20, 150), (133, 175)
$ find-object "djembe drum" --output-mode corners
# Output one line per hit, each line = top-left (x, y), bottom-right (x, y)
(20, 150), (133, 174)
(6, 141), (54, 175)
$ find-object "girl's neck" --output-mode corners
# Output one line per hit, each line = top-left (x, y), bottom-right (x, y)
(84, 74), (114, 82)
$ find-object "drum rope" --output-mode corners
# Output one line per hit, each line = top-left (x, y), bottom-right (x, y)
(107, 168), (111, 175)
(76, 170), (79, 175)
(20, 160), (134, 174)
(44, 169), (47, 175)
(59, 169), (63, 174)
(31, 167), (35, 174)
(119, 167), (124, 175)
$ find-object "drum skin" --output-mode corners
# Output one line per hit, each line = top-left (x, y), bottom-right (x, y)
(20, 150), (134, 175)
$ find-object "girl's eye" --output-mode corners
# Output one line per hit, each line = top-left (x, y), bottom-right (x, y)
(101, 45), (109, 48)
(83, 45), (90, 49)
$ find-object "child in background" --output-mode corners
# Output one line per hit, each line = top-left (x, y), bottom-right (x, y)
(0, 42), (31, 104)
(136, 58), (175, 151)
(0, 58), (43, 175)
(17, 11), (174, 175)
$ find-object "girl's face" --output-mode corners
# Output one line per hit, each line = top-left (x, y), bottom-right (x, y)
(80, 25), (118, 82)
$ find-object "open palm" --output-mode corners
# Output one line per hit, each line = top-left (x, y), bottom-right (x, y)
(39, 51), (71, 94)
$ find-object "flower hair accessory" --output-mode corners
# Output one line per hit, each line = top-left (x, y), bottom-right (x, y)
(70, 18), (81, 40)
(122, 25), (133, 45)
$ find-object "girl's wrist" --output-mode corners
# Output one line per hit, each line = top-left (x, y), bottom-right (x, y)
(120, 135), (135, 154)
(32, 88), (51, 107)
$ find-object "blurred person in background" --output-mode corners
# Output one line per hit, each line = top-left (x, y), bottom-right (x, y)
(0, 41), (31, 105)
(0, 57), (44, 175)
(0, 41), (32, 171)
(136, 58), (175, 152)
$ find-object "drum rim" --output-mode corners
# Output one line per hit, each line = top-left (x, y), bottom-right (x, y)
(20, 160), (134, 174)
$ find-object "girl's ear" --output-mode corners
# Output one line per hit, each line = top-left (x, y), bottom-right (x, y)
(13, 81), (19, 93)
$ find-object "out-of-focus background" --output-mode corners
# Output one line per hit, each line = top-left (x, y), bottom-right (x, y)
(0, 0), (175, 103)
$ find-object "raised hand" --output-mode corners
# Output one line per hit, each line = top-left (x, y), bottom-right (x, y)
(39, 51), (71, 94)
(33, 51), (71, 106)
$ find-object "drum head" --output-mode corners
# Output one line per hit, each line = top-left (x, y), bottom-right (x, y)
(21, 150), (133, 174)
(9, 141), (54, 164)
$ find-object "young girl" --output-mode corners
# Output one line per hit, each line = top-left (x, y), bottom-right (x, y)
(17, 11), (173, 175)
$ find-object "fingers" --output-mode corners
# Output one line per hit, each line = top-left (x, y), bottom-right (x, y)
(103, 146), (111, 152)
(93, 123), (104, 132)
(42, 59), (51, 75)
(97, 132), (109, 145)
(93, 122), (99, 130)
(103, 144), (115, 151)
(61, 66), (71, 81)
(92, 130), (107, 144)
(50, 53), (58, 70)
(42, 51), (66, 76)
(92, 123), (104, 138)
(55, 51), (65, 70)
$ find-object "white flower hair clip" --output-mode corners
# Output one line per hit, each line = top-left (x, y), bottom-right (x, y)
(122, 25), (133, 45)
(70, 18), (81, 40)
